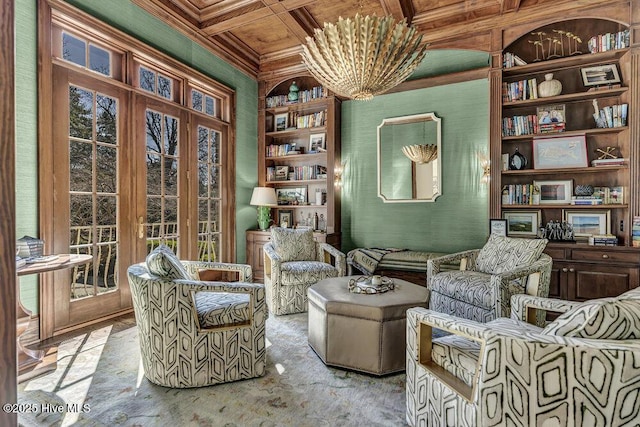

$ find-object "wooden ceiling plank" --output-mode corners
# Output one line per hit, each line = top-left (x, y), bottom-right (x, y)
(412, 0), (502, 25)
(379, 0), (415, 23)
(201, 8), (274, 35)
(500, 0), (522, 14)
(199, 0), (263, 21)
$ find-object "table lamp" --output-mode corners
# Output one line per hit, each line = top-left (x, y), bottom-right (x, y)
(250, 187), (277, 230)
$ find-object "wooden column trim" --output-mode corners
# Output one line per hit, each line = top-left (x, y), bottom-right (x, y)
(0, 0), (17, 423)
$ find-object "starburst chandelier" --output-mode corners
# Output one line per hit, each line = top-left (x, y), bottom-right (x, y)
(301, 14), (428, 101)
(402, 144), (438, 164)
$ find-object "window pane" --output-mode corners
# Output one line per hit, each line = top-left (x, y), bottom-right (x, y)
(146, 111), (162, 153)
(165, 158), (178, 197)
(198, 200), (209, 224)
(210, 129), (219, 164)
(89, 44), (110, 76)
(165, 197), (178, 223)
(140, 67), (155, 93)
(69, 140), (92, 192)
(210, 166), (220, 198)
(198, 163), (208, 197)
(96, 94), (117, 144)
(146, 154), (161, 195)
(96, 241), (118, 294)
(70, 194), (93, 228)
(158, 75), (172, 100)
(205, 96), (214, 116)
(146, 197), (161, 236)
(164, 115), (178, 156)
(97, 145), (117, 194)
(69, 86), (93, 140)
(198, 126), (208, 162)
(96, 196), (117, 226)
(210, 200), (220, 231)
(192, 89), (203, 111)
(62, 33), (86, 67)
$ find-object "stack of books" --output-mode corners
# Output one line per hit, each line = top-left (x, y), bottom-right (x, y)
(591, 158), (628, 167)
(571, 196), (603, 205)
(633, 217), (640, 248)
(588, 234), (619, 246)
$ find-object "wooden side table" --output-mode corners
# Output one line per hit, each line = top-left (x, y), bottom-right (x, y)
(16, 253), (92, 382)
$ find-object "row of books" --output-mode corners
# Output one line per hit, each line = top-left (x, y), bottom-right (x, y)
(266, 143), (297, 157)
(501, 184), (538, 205)
(502, 115), (540, 137)
(633, 216), (640, 248)
(266, 165), (325, 182)
(502, 78), (539, 102)
(503, 52), (527, 69)
(595, 103), (628, 129)
(591, 158), (628, 167)
(571, 196), (603, 206)
(587, 30), (631, 54)
(588, 234), (619, 246)
(296, 110), (326, 129)
(266, 86), (327, 108)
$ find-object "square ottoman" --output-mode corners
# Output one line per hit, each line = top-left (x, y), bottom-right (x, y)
(308, 276), (429, 375)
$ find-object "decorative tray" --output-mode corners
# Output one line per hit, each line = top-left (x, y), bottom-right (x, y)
(348, 276), (395, 294)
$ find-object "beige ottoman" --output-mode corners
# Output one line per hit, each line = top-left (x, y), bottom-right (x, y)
(308, 276), (429, 375)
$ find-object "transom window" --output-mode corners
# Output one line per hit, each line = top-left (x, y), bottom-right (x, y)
(60, 31), (113, 77)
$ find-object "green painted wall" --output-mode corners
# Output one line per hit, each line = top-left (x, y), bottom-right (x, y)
(15, 0), (258, 313)
(341, 76), (490, 254)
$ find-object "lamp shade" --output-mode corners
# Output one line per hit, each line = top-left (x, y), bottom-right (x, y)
(250, 187), (277, 206)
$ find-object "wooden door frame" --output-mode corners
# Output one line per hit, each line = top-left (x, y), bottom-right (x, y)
(0, 0), (17, 423)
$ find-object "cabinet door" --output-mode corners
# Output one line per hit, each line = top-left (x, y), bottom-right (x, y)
(568, 264), (638, 301)
(547, 262), (565, 299)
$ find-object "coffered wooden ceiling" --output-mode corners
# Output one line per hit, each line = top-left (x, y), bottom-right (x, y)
(132, 0), (615, 79)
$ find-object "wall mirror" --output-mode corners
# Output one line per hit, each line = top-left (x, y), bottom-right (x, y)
(377, 112), (442, 203)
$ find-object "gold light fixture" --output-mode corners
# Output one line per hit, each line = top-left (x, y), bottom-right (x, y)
(301, 14), (428, 101)
(402, 144), (437, 164)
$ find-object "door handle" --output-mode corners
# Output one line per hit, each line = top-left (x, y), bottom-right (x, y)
(137, 216), (145, 239)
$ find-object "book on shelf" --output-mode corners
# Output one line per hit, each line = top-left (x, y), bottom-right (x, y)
(571, 196), (603, 205)
(587, 29), (630, 53)
(588, 234), (619, 246)
(503, 52), (527, 68)
(502, 78), (538, 102)
(591, 158), (628, 167)
(633, 216), (640, 248)
(591, 185), (625, 204)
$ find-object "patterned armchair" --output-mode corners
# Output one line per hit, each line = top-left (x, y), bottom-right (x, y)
(263, 227), (346, 315)
(127, 245), (267, 388)
(427, 235), (552, 325)
(406, 288), (640, 426)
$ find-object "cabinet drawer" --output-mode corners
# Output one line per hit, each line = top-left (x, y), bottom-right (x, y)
(544, 248), (566, 260)
(571, 249), (640, 264)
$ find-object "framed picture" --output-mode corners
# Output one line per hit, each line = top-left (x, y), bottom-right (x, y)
(277, 209), (293, 228)
(502, 210), (541, 237)
(536, 104), (566, 133)
(309, 133), (326, 152)
(534, 179), (573, 204)
(563, 209), (611, 237)
(274, 165), (289, 181)
(533, 135), (588, 169)
(580, 63), (621, 87)
(489, 219), (508, 236)
(276, 187), (307, 205)
(274, 113), (288, 131)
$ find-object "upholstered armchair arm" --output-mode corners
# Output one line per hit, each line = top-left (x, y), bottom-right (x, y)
(318, 243), (346, 276)
(427, 249), (480, 283)
(408, 307), (493, 343)
(174, 279), (264, 294)
(510, 294), (582, 323)
(262, 242), (282, 280)
(181, 261), (253, 282)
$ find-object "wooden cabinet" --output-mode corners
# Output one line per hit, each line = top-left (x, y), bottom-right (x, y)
(490, 15), (640, 301)
(258, 75), (341, 246)
(545, 245), (640, 301)
(246, 230), (328, 282)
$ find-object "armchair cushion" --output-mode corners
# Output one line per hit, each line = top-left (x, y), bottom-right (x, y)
(193, 291), (251, 328)
(270, 227), (315, 262)
(542, 297), (640, 340)
(146, 244), (190, 280)
(475, 235), (547, 274)
(279, 261), (340, 286)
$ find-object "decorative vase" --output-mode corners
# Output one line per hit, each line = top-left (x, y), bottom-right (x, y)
(538, 73), (562, 97)
(575, 185), (594, 196)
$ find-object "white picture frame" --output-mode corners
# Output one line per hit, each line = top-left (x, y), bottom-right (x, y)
(274, 113), (288, 132)
(309, 133), (326, 152)
(563, 209), (611, 237)
(534, 179), (573, 205)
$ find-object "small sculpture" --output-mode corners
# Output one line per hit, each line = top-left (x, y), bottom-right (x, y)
(288, 81), (299, 102)
(538, 220), (574, 242)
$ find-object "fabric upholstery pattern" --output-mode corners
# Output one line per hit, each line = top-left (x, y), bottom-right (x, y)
(475, 235), (547, 274)
(270, 227), (316, 262)
(427, 237), (551, 325)
(543, 296), (640, 339)
(145, 244), (190, 280)
(127, 260), (267, 388)
(193, 292), (251, 328)
(406, 290), (640, 426)
(264, 236), (346, 315)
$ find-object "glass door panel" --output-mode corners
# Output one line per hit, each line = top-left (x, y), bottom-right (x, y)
(197, 125), (221, 261)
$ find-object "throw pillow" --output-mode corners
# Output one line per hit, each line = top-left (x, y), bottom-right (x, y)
(542, 297), (640, 340)
(270, 227), (316, 262)
(146, 244), (190, 280)
(475, 235), (547, 275)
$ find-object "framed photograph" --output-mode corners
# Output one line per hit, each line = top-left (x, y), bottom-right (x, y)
(533, 135), (588, 169)
(536, 104), (565, 133)
(502, 210), (541, 237)
(276, 187), (307, 205)
(277, 210), (293, 228)
(563, 209), (611, 237)
(309, 133), (326, 152)
(580, 63), (621, 87)
(489, 219), (508, 236)
(534, 179), (573, 205)
(274, 113), (288, 131)
(274, 165), (289, 181)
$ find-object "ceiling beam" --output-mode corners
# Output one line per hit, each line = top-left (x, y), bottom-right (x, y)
(499, 0), (522, 14)
(379, 0), (415, 23)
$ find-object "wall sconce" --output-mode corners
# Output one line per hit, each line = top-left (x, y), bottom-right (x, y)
(334, 165), (343, 187)
(477, 152), (490, 184)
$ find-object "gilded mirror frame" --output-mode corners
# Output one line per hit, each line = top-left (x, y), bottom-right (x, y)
(377, 112), (442, 203)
